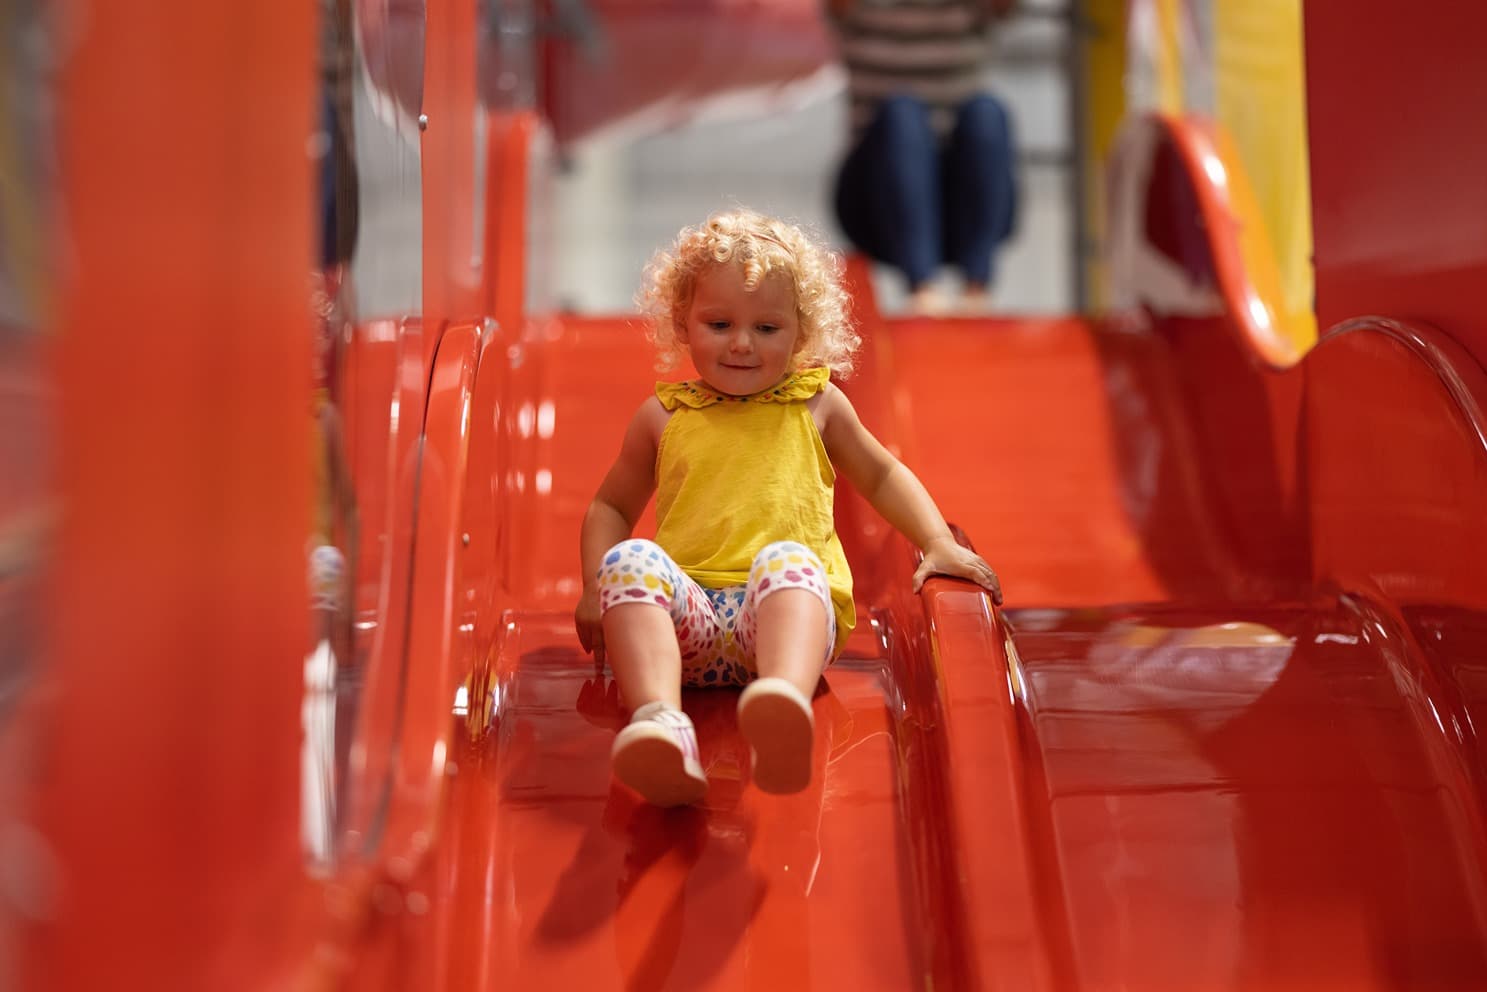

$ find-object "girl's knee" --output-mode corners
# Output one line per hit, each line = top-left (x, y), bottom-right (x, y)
(601, 538), (663, 564)
(751, 540), (822, 571)
(597, 539), (680, 613)
(748, 543), (830, 599)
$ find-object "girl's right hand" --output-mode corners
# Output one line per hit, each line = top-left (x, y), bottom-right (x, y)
(575, 586), (606, 669)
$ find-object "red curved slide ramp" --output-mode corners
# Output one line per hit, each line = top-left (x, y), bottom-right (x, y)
(858, 309), (1487, 988)
(364, 94), (1487, 983)
(390, 303), (1487, 989)
(387, 316), (1039, 990)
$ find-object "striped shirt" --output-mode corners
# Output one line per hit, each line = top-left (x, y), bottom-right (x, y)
(830, 0), (995, 140)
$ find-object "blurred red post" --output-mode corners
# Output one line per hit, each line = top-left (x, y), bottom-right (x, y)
(27, 2), (320, 989)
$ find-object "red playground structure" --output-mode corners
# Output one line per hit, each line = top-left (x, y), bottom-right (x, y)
(12, 1), (1487, 989)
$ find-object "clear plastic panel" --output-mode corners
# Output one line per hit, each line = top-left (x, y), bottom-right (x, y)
(305, 0), (426, 870)
(0, 1), (54, 980)
(480, 0), (539, 112)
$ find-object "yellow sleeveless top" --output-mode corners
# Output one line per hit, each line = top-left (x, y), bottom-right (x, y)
(654, 367), (855, 657)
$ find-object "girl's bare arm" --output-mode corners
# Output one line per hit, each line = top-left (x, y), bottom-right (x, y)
(576, 398), (668, 658)
(817, 385), (1002, 601)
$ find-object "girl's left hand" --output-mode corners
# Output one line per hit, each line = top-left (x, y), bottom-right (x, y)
(913, 537), (1003, 604)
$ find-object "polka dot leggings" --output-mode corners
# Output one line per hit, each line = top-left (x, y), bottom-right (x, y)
(596, 539), (836, 687)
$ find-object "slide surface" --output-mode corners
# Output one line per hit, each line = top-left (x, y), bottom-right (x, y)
(432, 319), (962, 988)
(411, 304), (1487, 989)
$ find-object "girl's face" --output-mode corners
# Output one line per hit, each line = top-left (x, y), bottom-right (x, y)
(679, 262), (804, 396)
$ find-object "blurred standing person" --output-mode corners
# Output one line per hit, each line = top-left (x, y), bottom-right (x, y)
(828, 0), (1019, 313)
(307, 0), (359, 671)
(302, 0), (361, 870)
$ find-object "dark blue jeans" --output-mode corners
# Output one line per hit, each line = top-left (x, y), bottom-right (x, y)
(834, 93), (1017, 290)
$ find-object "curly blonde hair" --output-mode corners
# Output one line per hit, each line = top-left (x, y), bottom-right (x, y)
(636, 207), (861, 377)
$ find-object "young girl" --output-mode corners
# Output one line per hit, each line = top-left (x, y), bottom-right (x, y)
(575, 208), (1001, 807)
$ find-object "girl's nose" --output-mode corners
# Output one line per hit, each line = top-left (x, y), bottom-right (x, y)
(728, 329), (752, 353)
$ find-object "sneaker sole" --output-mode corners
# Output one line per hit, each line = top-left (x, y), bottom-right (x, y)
(738, 683), (814, 794)
(611, 727), (707, 807)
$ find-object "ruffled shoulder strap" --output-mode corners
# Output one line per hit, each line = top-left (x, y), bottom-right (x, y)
(655, 379), (724, 410)
(654, 367), (831, 411)
(756, 367), (830, 403)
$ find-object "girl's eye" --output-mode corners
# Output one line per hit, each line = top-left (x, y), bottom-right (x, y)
(707, 320), (729, 331)
(757, 324), (779, 334)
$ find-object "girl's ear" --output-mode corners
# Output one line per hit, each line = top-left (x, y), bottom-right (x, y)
(674, 315), (689, 344)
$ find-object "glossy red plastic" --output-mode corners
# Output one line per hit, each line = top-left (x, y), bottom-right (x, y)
(28, 3), (323, 990)
(1305, 0), (1487, 372)
(337, 105), (1487, 983)
(29, 1), (1487, 989)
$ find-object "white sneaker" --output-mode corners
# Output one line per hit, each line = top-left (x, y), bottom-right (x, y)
(737, 678), (815, 794)
(611, 705), (708, 807)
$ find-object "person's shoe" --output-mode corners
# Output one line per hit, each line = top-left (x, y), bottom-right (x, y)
(611, 704), (708, 807)
(737, 677), (815, 794)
